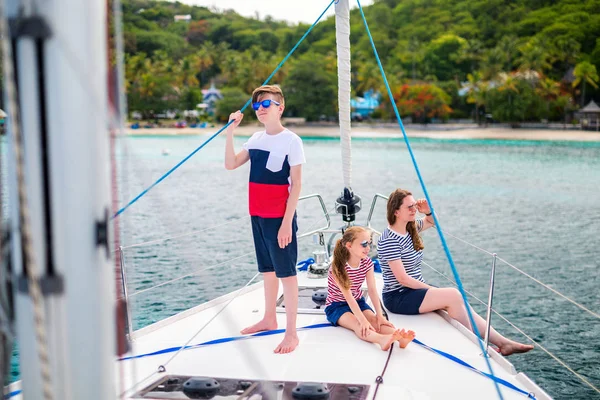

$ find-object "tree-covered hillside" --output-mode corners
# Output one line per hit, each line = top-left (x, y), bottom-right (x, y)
(121, 0), (600, 123)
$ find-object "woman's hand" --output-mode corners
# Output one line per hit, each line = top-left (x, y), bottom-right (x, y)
(375, 313), (394, 332)
(416, 198), (431, 215)
(359, 318), (375, 339)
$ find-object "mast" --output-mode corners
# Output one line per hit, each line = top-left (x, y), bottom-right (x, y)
(335, 0), (361, 224)
(2, 0), (116, 398)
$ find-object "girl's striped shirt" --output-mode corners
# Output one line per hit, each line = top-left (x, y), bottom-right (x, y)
(326, 257), (373, 305)
(377, 219), (424, 293)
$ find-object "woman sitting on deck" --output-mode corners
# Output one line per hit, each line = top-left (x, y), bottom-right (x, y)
(377, 188), (534, 356)
(325, 226), (415, 350)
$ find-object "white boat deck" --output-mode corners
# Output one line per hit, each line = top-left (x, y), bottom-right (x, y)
(111, 272), (551, 400)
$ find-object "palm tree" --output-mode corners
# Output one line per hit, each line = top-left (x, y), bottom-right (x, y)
(464, 72), (488, 125)
(573, 61), (599, 106)
(516, 40), (551, 74)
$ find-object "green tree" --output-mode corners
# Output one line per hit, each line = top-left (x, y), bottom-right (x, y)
(283, 56), (337, 121)
(573, 61), (599, 106)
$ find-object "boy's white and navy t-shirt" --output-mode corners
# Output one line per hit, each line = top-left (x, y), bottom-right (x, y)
(242, 129), (305, 218)
(377, 219), (425, 294)
(326, 257), (374, 306)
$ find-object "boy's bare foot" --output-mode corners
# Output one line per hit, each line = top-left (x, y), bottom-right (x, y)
(394, 329), (416, 348)
(274, 333), (299, 354)
(241, 318), (278, 335)
(379, 334), (396, 351)
(498, 341), (534, 356)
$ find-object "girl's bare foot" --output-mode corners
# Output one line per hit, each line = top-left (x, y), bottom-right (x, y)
(379, 334), (396, 351)
(241, 318), (278, 335)
(394, 329), (416, 348)
(498, 341), (534, 356)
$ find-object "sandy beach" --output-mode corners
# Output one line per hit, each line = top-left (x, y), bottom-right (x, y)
(125, 124), (600, 142)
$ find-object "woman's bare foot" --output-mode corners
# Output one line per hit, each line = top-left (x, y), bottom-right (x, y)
(379, 334), (396, 351)
(241, 318), (278, 335)
(394, 329), (416, 348)
(498, 341), (534, 356)
(274, 333), (299, 354)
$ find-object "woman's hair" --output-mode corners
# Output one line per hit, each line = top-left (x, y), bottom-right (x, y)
(251, 85), (285, 106)
(331, 226), (369, 291)
(386, 189), (424, 252)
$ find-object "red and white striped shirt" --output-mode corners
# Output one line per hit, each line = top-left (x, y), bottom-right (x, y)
(326, 258), (374, 306)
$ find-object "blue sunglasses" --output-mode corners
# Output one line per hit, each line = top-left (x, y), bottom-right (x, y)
(252, 99), (280, 111)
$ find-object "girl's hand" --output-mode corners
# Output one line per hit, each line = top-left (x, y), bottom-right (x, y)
(227, 111), (243, 131)
(376, 314), (394, 332)
(416, 198), (431, 215)
(359, 318), (375, 339)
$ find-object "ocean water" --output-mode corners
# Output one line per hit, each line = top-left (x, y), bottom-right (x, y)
(2, 134), (600, 398)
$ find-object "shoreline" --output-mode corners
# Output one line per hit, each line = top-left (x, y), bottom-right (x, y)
(125, 125), (600, 142)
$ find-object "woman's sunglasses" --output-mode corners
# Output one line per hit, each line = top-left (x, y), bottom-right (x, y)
(252, 99), (281, 111)
(360, 240), (373, 248)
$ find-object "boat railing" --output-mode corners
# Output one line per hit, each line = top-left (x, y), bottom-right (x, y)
(117, 194), (332, 336)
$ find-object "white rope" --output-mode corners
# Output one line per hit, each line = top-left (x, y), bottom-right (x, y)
(335, 0), (352, 188)
(443, 230), (600, 320)
(422, 261), (600, 395)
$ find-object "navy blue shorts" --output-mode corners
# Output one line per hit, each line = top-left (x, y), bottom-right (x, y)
(324, 297), (374, 326)
(250, 215), (298, 278)
(383, 288), (429, 315)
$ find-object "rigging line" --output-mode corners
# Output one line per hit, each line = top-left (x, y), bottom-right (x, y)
(120, 271), (260, 398)
(121, 215), (252, 249)
(443, 229), (599, 320)
(442, 230), (495, 256)
(159, 271), (260, 368)
(355, 2), (503, 399)
(439, 228), (599, 321)
(422, 261), (600, 395)
(495, 256), (600, 320)
(124, 207), (335, 298)
(127, 251), (254, 298)
(113, 0), (338, 219)
(121, 207), (336, 393)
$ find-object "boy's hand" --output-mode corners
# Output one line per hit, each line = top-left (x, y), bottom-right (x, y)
(227, 111), (243, 132)
(277, 223), (292, 249)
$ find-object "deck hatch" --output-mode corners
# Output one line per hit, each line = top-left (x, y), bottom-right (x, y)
(134, 375), (370, 399)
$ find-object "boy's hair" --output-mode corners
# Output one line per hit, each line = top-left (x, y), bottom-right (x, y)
(251, 85), (285, 106)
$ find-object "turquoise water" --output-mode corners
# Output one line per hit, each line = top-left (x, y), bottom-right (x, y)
(3, 134), (600, 398)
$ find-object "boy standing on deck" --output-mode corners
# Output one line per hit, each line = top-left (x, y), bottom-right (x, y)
(224, 85), (305, 354)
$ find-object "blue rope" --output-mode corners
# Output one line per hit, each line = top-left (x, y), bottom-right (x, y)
(114, 323), (532, 398)
(3, 390), (21, 400)
(297, 257), (315, 271)
(355, 1), (504, 399)
(118, 323), (332, 361)
(413, 339), (535, 398)
(113, 0), (338, 219)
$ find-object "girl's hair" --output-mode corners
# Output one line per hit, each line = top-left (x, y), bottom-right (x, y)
(386, 189), (424, 252)
(331, 226), (369, 291)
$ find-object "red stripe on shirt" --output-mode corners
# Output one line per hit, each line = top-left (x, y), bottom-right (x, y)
(249, 182), (289, 218)
(326, 258), (373, 305)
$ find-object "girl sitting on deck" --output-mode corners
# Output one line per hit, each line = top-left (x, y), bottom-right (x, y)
(325, 226), (415, 350)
